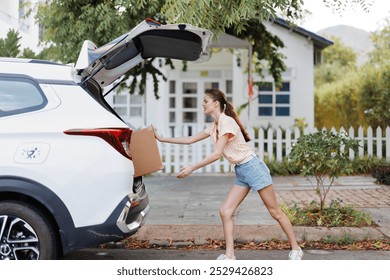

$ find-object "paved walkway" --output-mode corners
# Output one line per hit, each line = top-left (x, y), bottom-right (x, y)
(133, 175), (390, 243)
(273, 176), (390, 208)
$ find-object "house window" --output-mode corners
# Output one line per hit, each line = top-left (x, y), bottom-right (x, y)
(314, 49), (322, 65)
(258, 107), (273, 116)
(169, 97), (175, 108)
(182, 82), (198, 124)
(183, 112), (197, 123)
(168, 80), (176, 137)
(169, 80), (176, 94)
(225, 80), (233, 102)
(19, 0), (28, 32)
(183, 97), (197, 108)
(129, 94), (143, 117)
(204, 82), (219, 91)
(113, 95), (128, 116)
(169, 112), (176, 122)
(183, 82), (197, 94)
(257, 81), (290, 117)
(113, 93), (143, 119)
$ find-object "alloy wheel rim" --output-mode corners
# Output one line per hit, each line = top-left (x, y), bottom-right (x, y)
(0, 215), (40, 260)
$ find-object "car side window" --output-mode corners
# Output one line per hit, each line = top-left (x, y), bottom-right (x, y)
(0, 75), (47, 117)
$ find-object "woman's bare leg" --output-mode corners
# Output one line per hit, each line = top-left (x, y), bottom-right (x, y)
(258, 184), (300, 250)
(219, 185), (250, 258)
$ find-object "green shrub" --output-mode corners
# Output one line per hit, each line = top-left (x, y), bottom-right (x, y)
(372, 163), (390, 185)
(288, 130), (359, 213)
(281, 199), (374, 227)
(350, 157), (386, 175)
(264, 158), (300, 176)
(265, 156), (386, 177)
(315, 70), (365, 130)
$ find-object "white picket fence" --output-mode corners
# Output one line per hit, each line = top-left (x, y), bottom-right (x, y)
(156, 125), (390, 174)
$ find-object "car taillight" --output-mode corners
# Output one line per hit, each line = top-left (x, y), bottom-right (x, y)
(145, 18), (161, 26)
(64, 128), (132, 160)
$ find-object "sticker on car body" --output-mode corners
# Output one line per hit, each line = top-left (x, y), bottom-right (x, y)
(14, 143), (50, 164)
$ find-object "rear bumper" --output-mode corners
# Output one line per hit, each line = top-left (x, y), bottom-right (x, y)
(60, 186), (149, 256)
(117, 189), (150, 234)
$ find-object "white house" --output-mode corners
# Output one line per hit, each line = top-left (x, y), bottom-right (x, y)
(110, 18), (333, 136)
(0, 0), (42, 54)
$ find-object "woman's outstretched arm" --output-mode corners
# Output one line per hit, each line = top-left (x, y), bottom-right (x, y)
(177, 134), (229, 178)
(154, 129), (209, 145)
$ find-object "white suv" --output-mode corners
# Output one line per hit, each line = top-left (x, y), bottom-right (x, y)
(0, 19), (212, 260)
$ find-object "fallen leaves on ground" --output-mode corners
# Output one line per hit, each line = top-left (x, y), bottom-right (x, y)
(102, 238), (390, 251)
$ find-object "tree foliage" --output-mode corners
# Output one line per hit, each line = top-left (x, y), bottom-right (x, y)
(314, 36), (357, 87)
(161, 0), (303, 34)
(359, 64), (390, 129)
(0, 29), (21, 57)
(369, 18), (390, 65)
(315, 71), (365, 130)
(361, 22), (390, 128)
(36, 0), (163, 63)
(0, 29), (39, 58)
(314, 36), (361, 129)
(36, 0), (172, 97)
(314, 17), (390, 129)
(321, 0), (373, 13)
(322, 36), (357, 68)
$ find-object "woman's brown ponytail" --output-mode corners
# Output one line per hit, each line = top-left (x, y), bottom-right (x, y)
(205, 88), (251, 142)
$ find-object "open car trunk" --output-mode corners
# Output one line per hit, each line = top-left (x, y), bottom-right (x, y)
(73, 18), (212, 87)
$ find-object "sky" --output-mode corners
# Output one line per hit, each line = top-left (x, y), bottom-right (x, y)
(300, 0), (390, 32)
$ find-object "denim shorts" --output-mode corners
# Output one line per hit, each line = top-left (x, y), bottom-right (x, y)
(234, 156), (273, 192)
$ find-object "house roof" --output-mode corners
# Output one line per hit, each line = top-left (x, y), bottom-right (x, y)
(209, 18), (333, 51)
(210, 32), (251, 49)
(271, 18), (333, 49)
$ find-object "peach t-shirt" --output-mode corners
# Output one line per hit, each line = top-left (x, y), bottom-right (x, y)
(204, 113), (254, 164)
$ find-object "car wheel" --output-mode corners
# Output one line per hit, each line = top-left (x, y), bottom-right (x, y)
(0, 200), (59, 260)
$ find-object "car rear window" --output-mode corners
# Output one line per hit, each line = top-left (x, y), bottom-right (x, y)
(0, 75), (47, 117)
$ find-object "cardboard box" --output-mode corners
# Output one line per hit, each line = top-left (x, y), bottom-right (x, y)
(129, 126), (164, 177)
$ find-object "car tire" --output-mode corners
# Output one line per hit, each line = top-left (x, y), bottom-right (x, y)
(0, 200), (59, 260)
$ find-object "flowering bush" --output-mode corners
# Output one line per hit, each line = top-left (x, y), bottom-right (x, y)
(289, 130), (359, 213)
